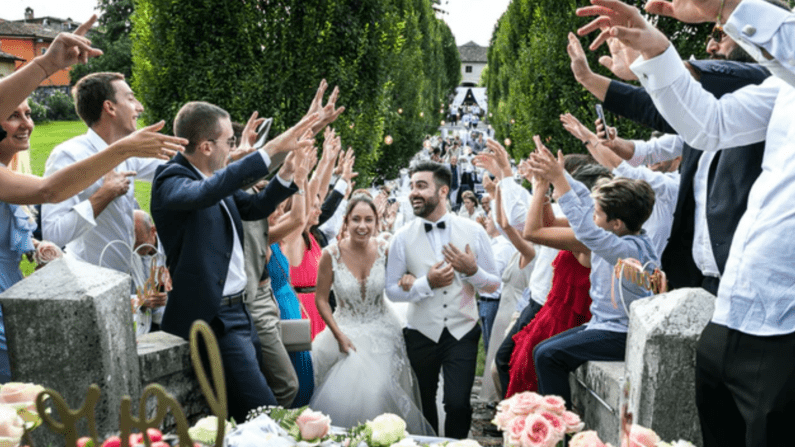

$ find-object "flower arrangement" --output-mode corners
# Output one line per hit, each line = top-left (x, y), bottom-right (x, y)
(491, 392), (585, 447)
(243, 406), (482, 447)
(0, 382), (47, 446)
(568, 425), (696, 447)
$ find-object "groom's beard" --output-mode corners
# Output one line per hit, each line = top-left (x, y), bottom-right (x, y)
(411, 195), (439, 219)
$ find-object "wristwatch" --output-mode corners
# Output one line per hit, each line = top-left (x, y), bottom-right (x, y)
(296, 189), (305, 195)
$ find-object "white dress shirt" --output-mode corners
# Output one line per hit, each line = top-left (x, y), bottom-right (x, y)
(385, 213), (499, 303)
(630, 136), (720, 277)
(612, 161), (679, 260)
(42, 129), (164, 273)
(631, 3), (795, 335)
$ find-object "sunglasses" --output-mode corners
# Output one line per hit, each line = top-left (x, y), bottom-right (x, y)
(708, 24), (726, 44)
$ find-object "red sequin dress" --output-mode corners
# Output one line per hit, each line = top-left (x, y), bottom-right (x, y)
(290, 233), (325, 339)
(506, 250), (592, 397)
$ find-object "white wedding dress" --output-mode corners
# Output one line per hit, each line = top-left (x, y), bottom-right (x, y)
(310, 240), (434, 436)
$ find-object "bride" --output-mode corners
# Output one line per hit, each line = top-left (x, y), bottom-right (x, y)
(311, 195), (434, 435)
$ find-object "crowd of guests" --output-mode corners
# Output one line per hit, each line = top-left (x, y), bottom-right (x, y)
(2, 1), (795, 445)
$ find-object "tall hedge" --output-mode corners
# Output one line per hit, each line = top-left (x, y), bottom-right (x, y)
(486, 0), (713, 160)
(131, 0), (459, 184)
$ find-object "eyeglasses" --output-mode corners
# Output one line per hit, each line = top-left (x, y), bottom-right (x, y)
(707, 24), (726, 44)
(208, 136), (237, 148)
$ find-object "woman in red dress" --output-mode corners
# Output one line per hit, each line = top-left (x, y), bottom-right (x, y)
(505, 164), (610, 397)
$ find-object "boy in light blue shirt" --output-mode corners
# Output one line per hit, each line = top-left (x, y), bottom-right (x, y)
(528, 141), (659, 408)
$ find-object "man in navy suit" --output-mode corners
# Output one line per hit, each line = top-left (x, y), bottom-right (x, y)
(151, 101), (317, 421)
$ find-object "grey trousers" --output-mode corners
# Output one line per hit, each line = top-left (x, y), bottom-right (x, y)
(246, 279), (299, 407)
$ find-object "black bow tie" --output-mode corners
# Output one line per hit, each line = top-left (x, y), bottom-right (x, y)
(425, 221), (446, 232)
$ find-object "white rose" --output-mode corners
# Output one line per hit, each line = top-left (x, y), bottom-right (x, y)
(367, 414), (407, 447)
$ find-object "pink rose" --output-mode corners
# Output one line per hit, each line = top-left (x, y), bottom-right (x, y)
(510, 392), (543, 417)
(624, 424), (660, 447)
(562, 411), (585, 433)
(540, 395), (566, 415)
(295, 409), (331, 441)
(492, 407), (516, 431)
(570, 431), (608, 447)
(521, 413), (563, 447)
(0, 382), (45, 412)
(539, 411), (565, 435)
(33, 241), (63, 265)
(506, 413), (526, 446)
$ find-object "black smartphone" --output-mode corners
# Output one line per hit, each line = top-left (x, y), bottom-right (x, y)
(595, 103), (607, 126)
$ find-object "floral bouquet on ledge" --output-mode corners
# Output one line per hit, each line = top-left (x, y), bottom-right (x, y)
(569, 425), (696, 447)
(236, 406), (483, 447)
(491, 392), (585, 447)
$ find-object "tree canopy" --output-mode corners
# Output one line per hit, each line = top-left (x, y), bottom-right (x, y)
(131, 0), (460, 184)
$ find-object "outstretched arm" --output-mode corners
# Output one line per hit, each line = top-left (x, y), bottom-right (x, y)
(0, 16), (102, 120)
(19, 121), (184, 207)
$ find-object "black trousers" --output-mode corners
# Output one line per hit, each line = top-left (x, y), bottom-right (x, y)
(495, 300), (543, 397)
(696, 322), (795, 447)
(404, 326), (480, 439)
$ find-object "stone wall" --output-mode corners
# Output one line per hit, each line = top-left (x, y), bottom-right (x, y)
(0, 257), (208, 444)
(570, 288), (716, 447)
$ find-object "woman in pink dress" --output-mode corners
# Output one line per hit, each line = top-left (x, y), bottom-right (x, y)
(289, 195), (325, 338)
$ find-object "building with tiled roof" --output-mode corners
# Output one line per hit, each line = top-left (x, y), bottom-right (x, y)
(0, 49), (24, 78)
(458, 41), (488, 87)
(0, 8), (78, 86)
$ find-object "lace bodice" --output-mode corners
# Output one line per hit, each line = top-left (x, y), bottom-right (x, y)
(328, 239), (390, 324)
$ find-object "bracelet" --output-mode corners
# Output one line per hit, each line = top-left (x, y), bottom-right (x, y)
(296, 189), (305, 196)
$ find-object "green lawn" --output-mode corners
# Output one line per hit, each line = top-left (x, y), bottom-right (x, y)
(30, 120), (153, 213)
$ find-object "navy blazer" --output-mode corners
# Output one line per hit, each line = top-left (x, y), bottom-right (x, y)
(603, 60), (769, 289)
(151, 152), (296, 339)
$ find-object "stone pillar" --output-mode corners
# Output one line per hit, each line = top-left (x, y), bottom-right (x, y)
(625, 288), (716, 447)
(0, 256), (141, 444)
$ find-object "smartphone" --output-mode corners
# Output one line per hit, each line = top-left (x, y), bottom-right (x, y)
(253, 117), (273, 150)
(595, 104), (607, 126)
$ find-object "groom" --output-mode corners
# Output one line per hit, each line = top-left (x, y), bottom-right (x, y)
(386, 160), (500, 438)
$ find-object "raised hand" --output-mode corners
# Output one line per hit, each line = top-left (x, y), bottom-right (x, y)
(427, 260), (455, 289)
(37, 15), (103, 76)
(482, 174), (497, 196)
(644, 0), (731, 24)
(560, 113), (596, 144)
(306, 79), (345, 135)
(599, 38), (641, 81)
(228, 111), (265, 163)
(576, 0), (670, 59)
(113, 121), (187, 160)
(442, 244), (478, 276)
(567, 32), (594, 84)
(264, 113), (319, 156)
(528, 136), (566, 185)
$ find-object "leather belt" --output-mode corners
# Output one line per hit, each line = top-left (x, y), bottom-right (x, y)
(294, 286), (316, 294)
(220, 291), (246, 306)
(479, 296), (500, 302)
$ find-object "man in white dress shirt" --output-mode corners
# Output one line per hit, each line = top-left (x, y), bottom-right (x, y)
(386, 160), (500, 438)
(43, 72), (161, 273)
(577, 0), (795, 445)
